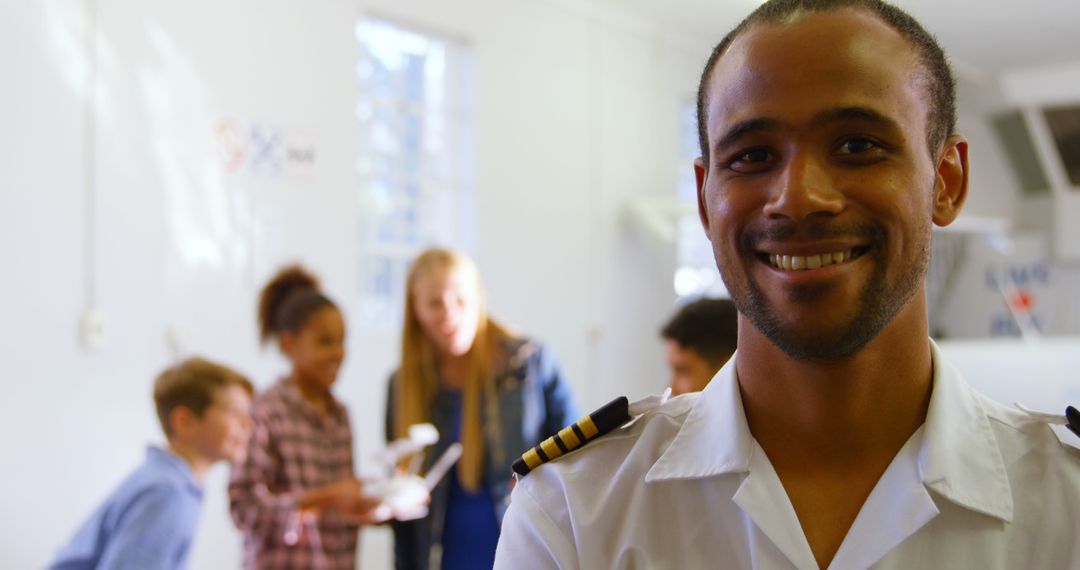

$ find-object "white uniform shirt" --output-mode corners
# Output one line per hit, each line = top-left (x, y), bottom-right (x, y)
(495, 342), (1080, 569)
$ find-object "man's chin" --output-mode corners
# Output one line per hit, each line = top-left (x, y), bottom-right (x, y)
(735, 283), (882, 361)
(226, 449), (248, 465)
(761, 320), (881, 361)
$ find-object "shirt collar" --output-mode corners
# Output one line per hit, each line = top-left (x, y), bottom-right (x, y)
(645, 341), (1014, 522)
(280, 377), (347, 425)
(919, 340), (1013, 521)
(646, 354), (752, 482)
(147, 446), (203, 498)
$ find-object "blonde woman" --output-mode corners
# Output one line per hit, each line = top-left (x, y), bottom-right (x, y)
(386, 248), (578, 570)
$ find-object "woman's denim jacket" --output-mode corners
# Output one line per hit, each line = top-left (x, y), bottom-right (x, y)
(384, 337), (579, 570)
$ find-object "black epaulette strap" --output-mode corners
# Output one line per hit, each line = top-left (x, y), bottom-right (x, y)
(512, 397), (631, 477)
(1067, 406), (1080, 438)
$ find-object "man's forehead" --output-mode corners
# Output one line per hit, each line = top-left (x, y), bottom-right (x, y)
(705, 8), (923, 133)
(720, 10), (913, 82)
(729, 7), (909, 60)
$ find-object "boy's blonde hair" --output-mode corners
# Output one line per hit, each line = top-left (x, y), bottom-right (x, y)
(154, 357), (254, 437)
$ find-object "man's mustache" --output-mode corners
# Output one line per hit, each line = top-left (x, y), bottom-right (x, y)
(740, 219), (885, 250)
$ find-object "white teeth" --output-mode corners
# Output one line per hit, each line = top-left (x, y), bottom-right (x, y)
(768, 249), (858, 271)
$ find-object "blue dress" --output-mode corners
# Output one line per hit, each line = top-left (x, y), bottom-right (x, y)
(385, 337), (580, 570)
(438, 389), (501, 570)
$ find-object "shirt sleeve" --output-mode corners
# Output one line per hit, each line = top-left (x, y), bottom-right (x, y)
(228, 405), (301, 542)
(97, 485), (195, 570)
(494, 478), (578, 570)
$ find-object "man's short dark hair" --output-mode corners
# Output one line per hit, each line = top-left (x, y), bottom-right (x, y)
(696, 0), (956, 162)
(661, 298), (739, 365)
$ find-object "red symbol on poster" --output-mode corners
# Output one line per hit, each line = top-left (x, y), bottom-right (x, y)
(1006, 290), (1035, 312)
(211, 118), (248, 172)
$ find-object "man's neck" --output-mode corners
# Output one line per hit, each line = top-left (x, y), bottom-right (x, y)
(735, 303), (933, 458)
(167, 442), (210, 484)
(734, 301), (934, 569)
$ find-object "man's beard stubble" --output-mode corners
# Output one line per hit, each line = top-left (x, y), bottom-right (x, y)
(720, 220), (931, 361)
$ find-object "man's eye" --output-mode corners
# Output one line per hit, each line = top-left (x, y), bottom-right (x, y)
(737, 149), (770, 163)
(726, 148), (774, 172)
(838, 137), (878, 154)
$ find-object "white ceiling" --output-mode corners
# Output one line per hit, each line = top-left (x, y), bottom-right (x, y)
(587, 0), (1080, 78)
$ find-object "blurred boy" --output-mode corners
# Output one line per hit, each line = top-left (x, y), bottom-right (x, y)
(660, 297), (737, 395)
(49, 357), (254, 570)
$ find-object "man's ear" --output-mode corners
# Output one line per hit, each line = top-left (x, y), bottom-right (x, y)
(169, 406), (196, 437)
(279, 331), (296, 357)
(932, 135), (969, 227)
(694, 157), (711, 234)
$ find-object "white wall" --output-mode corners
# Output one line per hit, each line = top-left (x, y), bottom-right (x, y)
(938, 337), (1080, 446)
(1, 1), (703, 568)
(954, 79), (1020, 222)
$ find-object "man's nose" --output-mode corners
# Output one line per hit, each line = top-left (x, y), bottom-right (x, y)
(762, 153), (845, 221)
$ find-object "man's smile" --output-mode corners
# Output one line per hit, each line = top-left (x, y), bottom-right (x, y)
(762, 247), (871, 271)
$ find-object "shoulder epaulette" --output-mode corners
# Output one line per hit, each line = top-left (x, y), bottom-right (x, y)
(512, 390), (672, 477)
(1014, 402), (1080, 437)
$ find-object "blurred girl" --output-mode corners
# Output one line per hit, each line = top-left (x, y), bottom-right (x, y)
(386, 248), (579, 570)
(230, 265), (378, 569)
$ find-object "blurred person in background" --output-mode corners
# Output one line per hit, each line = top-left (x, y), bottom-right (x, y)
(386, 247), (579, 570)
(49, 357), (253, 570)
(230, 265), (381, 569)
(660, 297), (738, 395)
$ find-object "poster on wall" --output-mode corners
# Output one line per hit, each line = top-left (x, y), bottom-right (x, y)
(210, 117), (317, 179)
(934, 233), (1080, 339)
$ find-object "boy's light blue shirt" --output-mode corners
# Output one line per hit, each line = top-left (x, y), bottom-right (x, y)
(48, 446), (204, 570)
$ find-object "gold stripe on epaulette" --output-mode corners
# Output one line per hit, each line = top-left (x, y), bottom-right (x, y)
(578, 415), (600, 439)
(523, 448), (543, 470)
(558, 425), (581, 448)
(511, 396), (633, 478)
(540, 437), (563, 461)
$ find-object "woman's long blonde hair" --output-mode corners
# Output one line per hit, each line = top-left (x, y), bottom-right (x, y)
(395, 248), (512, 491)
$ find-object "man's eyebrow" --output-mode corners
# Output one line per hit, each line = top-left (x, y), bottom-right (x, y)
(711, 106), (900, 157)
(809, 106), (899, 129)
(713, 117), (781, 155)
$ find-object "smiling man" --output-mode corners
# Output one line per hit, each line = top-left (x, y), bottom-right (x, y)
(493, 1), (1080, 568)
